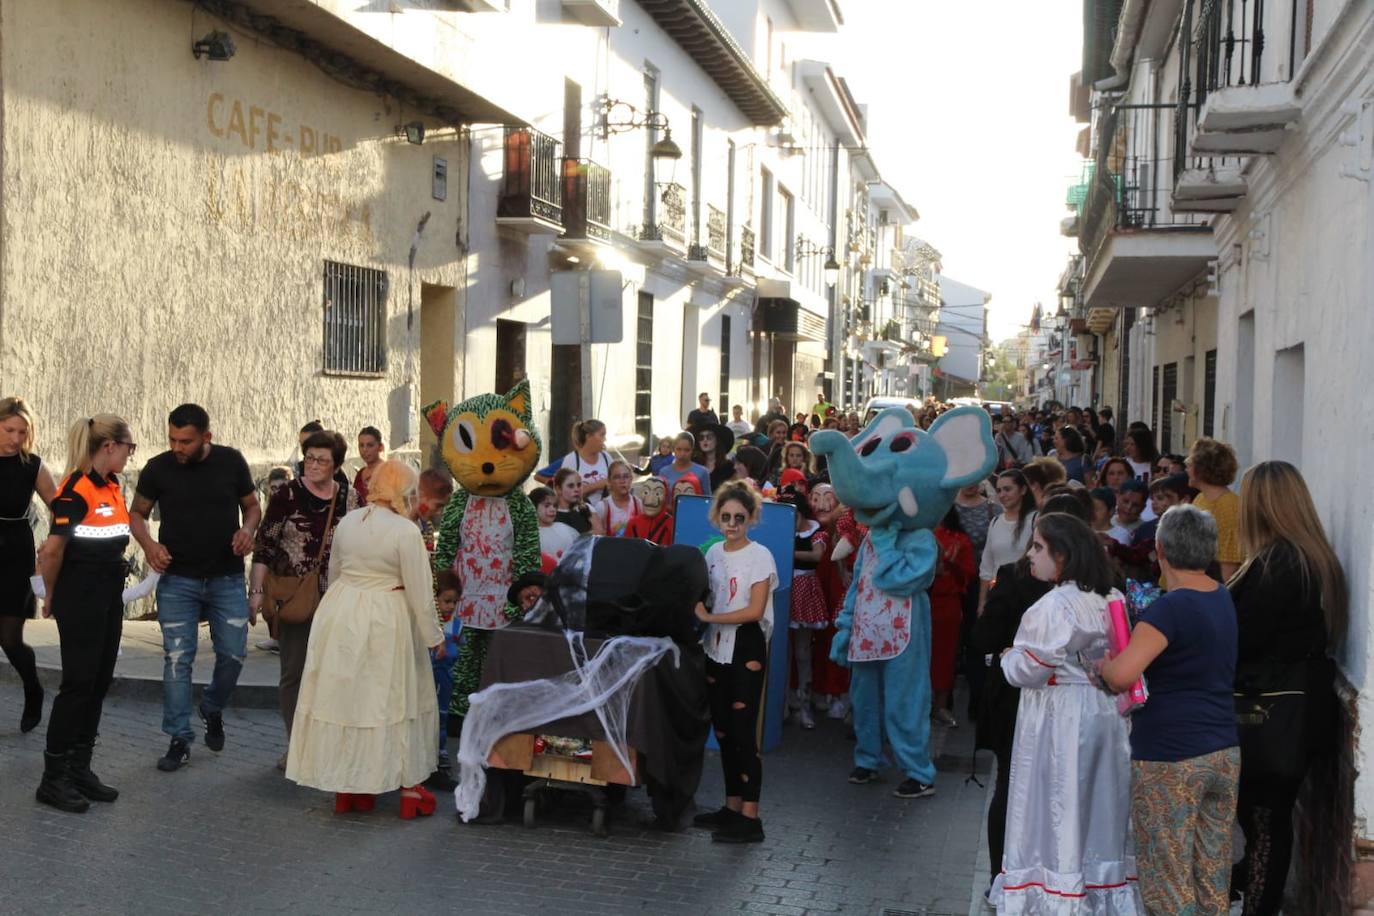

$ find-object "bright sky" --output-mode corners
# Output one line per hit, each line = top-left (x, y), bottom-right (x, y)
(795, 1), (1085, 343)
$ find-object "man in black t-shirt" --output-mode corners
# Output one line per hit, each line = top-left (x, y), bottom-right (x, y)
(685, 392), (720, 430)
(130, 404), (261, 773)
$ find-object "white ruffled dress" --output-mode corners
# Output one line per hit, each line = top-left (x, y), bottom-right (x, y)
(990, 582), (1142, 915)
(286, 506), (443, 794)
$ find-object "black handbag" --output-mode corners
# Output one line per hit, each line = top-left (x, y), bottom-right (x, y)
(1234, 659), (1313, 785)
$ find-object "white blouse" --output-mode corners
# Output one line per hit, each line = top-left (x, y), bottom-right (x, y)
(979, 510), (1037, 581)
(703, 540), (777, 665)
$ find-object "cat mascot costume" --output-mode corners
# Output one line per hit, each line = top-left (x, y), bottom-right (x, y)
(425, 381), (542, 723)
(810, 407), (996, 791)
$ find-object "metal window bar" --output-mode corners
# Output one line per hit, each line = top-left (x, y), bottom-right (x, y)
(323, 261), (387, 376)
(719, 314), (731, 418)
(634, 292), (654, 446)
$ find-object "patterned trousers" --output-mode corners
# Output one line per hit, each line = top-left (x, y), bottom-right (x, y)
(449, 629), (490, 718)
(1131, 746), (1241, 916)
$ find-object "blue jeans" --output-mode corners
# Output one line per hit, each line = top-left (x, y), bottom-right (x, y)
(432, 656), (455, 753)
(157, 574), (249, 743)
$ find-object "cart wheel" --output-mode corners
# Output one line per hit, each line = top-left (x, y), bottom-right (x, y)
(591, 806), (608, 838)
(523, 797), (537, 829)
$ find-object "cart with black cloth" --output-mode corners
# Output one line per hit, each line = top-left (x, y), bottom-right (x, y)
(473, 536), (710, 836)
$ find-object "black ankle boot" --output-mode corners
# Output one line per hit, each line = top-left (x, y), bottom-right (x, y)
(67, 741), (119, 802)
(36, 751), (90, 813)
(20, 683), (44, 733)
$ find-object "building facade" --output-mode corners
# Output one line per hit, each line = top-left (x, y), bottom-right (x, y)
(1070, 1), (1374, 908)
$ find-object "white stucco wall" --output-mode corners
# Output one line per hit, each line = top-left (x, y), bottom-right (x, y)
(0, 0), (468, 471)
(1208, 0), (1374, 830)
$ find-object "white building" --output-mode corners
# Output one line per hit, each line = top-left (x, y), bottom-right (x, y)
(934, 275), (989, 399)
(1072, 1), (1374, 907)
(859, 180), (919, 399)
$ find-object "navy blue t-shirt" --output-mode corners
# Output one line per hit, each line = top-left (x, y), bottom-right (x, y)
(1129, 586), (1239, 762)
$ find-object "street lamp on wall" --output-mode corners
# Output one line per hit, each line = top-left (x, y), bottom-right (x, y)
(795, 236), (842, 287)
(596, 97), (682, 185)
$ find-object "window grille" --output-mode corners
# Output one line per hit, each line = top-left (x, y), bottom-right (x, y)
(322, 261), (388, 376)
(635, 292), (654, 447)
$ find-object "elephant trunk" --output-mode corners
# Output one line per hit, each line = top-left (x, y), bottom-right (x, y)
(808, 430), (877, 508)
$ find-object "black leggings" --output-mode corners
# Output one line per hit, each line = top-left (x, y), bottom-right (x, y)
(705, 622), (767, 804)
(1232, 770), (1301, 916)
(45, 564), (124, 755)
(0, 615), (41, 695)
(987, 742), (1013, 884)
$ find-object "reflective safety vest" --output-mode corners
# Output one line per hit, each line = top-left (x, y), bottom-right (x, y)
(50, 470), (131, 564)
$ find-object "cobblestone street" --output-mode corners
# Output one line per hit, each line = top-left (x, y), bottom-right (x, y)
(0, 666), (988, 916)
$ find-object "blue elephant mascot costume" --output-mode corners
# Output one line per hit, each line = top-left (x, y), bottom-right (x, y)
(811, 406), (997, 793)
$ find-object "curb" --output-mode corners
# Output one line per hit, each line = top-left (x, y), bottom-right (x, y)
(0, 660), (281, 709)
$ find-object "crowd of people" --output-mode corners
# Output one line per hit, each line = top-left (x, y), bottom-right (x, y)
(0, 391), (1351, 907)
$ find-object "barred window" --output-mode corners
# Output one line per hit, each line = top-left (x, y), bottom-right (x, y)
(323, 261), (388, 376)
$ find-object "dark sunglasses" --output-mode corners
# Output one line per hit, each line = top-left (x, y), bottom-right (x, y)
(719, 512), (749, 526)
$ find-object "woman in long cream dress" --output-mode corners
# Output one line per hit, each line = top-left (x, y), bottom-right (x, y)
(286, 459), (445, 818)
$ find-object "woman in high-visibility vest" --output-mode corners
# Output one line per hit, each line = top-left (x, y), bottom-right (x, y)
(35, 414), (139, 813)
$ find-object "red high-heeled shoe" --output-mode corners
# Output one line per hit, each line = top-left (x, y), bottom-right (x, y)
(334, 793), (377, 813)
(399, 785), (436, 819)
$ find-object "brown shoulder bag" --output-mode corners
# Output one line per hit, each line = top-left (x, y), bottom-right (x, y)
(264, 491), (338, 625)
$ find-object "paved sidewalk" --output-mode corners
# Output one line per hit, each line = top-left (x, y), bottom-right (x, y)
(0, 657), (993, 916)
(15, 616), (282, 706)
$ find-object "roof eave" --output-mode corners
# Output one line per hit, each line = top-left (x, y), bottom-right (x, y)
(635, 0), (789, 126)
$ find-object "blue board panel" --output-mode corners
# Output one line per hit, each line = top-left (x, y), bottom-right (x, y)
(671, 494), (795, 753)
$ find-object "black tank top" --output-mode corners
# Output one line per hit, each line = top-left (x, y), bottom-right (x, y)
(0, 452), (40, 522)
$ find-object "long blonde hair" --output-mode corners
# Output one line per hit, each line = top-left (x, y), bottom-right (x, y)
(0, 396), (37, 461)
(65, 414), (131, 476)
(1231, 460), (1348, 647)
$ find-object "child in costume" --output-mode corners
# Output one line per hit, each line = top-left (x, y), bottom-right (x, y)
(424, 381), (542, 726)
(431, 570), (462, 774)
(810, 407), (996, 799)
(929, 507), (974, 727)
(531, 486), (577, 565)
(780, 488), (828, 730)
(624, 477), (674, 545)
(691, 481), (777, 844)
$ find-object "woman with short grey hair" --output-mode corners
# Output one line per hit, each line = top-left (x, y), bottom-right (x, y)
(1101, 505), (1241, 913)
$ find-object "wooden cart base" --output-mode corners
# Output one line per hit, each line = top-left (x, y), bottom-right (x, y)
(487, 733), (640, 837)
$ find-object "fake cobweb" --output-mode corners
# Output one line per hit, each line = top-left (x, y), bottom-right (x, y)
(453, 630), (678, 821)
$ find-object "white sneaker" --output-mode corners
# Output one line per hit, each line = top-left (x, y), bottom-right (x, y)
(798, 705), (816, 730)
(257, 639), (280, 653)
(827, 697), (849, 720)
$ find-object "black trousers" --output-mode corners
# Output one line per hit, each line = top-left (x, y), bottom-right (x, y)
(45, 562), (124, 756)
(987, 742), (1013, 884)
(1231, 769), (1302, 916)
(705, 622), (767, 804)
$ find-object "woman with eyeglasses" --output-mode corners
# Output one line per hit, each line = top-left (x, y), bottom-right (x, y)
(34, 415), (140, 813)
(692, 480), (777, 844)
(250, 430), (359, 761)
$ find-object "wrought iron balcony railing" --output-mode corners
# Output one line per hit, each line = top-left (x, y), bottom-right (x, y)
(498, 127), (562, 227)
(657, 182), (687, 243)
(707, 205), (727, 260)
(561, 158), (611, 243)
(739, 225), (755, 271)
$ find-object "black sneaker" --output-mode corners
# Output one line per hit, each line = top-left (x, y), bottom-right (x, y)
(157, 738), (190, 772)
(848, 766), (878, 784)
(691, 805), (738, 828)
(711, 814), (764, 844)
(200, 706), (225, 753)
(894, 778), (935, 799)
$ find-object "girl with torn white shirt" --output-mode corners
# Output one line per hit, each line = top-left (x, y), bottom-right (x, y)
(692, 480), (776, 845)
